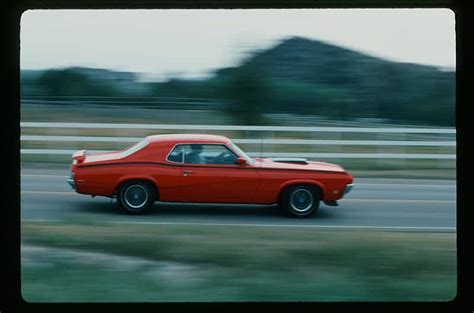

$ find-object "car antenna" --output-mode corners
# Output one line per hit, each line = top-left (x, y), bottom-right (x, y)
(260, 138), (263, 159)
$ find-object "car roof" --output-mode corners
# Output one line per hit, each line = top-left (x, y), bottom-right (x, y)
(146, 134), (230, 145)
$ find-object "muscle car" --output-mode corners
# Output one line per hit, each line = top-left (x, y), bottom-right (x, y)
(68, 134), (354, 217)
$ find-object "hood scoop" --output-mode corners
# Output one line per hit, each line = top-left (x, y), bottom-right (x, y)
(270, 158), (308, 164)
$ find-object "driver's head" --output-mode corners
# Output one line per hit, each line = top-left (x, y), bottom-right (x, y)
(190, 144), (203, 154)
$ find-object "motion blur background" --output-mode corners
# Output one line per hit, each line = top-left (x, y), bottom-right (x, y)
(20, 9), (456, 302)
(20, 9), (456, 176)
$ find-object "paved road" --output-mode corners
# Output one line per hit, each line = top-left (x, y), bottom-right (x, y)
(20, 169), (456, 231)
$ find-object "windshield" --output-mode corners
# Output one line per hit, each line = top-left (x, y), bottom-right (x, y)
(118, 138), (149, 158)
(229, 141), (255, 164)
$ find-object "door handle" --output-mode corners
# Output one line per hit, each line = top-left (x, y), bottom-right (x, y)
(183, 170), (194, 176)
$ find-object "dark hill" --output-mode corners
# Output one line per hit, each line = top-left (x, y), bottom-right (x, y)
(21, 36), (455, 126)
(216, 36), (455, 125)
(219, 36), (445, 85)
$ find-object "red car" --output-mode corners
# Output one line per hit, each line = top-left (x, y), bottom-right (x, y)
(68, 134), (353, 217)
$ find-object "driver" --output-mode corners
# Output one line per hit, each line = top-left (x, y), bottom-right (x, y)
(186, 144), (206, 164)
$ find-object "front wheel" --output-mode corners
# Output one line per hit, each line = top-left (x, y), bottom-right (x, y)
(117, 181), (156, 214)
(280, 185), (320, 218)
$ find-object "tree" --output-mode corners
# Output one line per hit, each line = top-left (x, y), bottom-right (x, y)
(223, 65), (270, 125)
(36, 68), (119, 96)
(37, 69), (89, 95)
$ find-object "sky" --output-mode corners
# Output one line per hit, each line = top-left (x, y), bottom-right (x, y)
(20, 9), (456, 81)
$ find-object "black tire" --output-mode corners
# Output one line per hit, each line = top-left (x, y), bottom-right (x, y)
(117, 181), (156, 214)
(280, 185), (320, 218)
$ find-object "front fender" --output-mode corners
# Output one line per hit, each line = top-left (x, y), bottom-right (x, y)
(279, 179), (325, 199)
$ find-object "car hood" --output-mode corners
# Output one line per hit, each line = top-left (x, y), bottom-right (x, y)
(254, 157), (346, 172)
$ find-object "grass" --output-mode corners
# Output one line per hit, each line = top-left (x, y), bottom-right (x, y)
(21, 221), (456, 302)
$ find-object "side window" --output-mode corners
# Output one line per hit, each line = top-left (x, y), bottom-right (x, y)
(184, 144), (237, 165)
(167, 145), (184, 163)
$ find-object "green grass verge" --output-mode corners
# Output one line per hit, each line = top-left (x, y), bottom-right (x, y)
(21, 221), (456, 302)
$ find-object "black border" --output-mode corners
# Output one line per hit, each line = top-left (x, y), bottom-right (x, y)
(3, 1), (472, 312)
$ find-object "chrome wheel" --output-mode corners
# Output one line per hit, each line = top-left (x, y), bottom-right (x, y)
(123, 184), (149, 210)
(280, 185), (320, 218)
(289, 189), (314, 212)
(117, 181), (156, 215)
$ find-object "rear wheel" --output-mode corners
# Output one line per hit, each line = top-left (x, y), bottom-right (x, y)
(280, 185), (320, 218)
(117, 181), (156, 214)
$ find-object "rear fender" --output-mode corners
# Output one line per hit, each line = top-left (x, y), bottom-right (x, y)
(115, 175), (158, 195)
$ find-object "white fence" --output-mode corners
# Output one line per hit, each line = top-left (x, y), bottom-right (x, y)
(20, 122), (456, 160)
(21, 122), (456, 133)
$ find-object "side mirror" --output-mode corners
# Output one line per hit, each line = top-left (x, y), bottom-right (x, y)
(235, 157), (247, 165)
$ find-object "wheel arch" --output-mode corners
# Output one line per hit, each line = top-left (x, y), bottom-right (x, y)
(114, 176), (159, 199)
(278, 180), (324, 202)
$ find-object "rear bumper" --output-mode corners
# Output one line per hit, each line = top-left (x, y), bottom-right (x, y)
(67, 173), (76, 190)
(343, 183), (354, 195)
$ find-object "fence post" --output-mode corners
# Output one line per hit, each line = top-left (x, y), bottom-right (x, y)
(376, 131), (383, 169)
(399, 132), (406, 170)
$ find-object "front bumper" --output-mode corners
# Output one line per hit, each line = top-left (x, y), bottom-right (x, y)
(343, 183), (354, 195)
(67, 173), (76, 190)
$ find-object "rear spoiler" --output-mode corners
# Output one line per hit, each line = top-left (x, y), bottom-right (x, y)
(72, 149), (87, 163)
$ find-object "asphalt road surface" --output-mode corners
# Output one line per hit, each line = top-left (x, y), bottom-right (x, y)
(20, 168), (456, 232)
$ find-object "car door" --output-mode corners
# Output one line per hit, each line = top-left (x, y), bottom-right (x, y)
(149, 143), (183, 202)
(180, 144), (259, 203)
